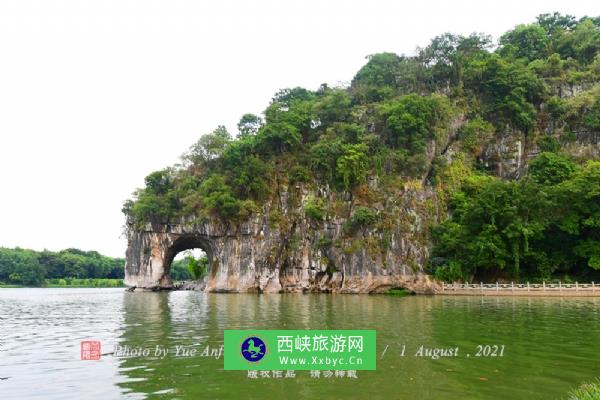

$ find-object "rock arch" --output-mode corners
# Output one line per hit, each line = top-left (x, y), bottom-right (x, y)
(123, 218), (279, 292)
(163, 234), (214, 281)
(123, 215), (440, 294)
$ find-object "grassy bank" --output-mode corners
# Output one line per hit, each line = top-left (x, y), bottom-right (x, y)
(568, 379), (600, 400)
(0, 278), (124, 288)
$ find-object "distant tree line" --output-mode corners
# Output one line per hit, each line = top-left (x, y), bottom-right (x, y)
(0, 247), (125, 286)
(170, 253), (209, 281)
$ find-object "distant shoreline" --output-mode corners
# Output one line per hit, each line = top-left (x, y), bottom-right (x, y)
(0, 278), (124, 289)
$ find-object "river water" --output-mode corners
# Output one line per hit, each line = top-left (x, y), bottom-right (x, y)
(1, 288), (599, 399)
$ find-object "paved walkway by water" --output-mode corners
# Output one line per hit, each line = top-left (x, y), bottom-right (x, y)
(441, 282), (600, 296)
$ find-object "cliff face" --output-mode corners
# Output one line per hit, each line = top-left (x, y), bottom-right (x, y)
(124, 119), (462, 295)
(124, 119), (600, 293)
(124, 185), (441, 294)
(478, 126), (600, 180)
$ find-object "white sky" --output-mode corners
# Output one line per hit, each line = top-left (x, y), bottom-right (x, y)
(0, 0), (597, 258)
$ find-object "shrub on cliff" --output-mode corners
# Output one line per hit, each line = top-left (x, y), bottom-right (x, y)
(304, 197), (326, 223)
(344, 207), (379, 234)
(458, 118), (494, 156)
(336, 144), (369, 190)
(198, 175), (257, 222)
(585, 98), (600, 129)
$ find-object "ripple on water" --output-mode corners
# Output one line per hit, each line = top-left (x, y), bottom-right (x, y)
(1, 289), (600, 399)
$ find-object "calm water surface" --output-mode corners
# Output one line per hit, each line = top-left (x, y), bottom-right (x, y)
(1, 288), (599, 399)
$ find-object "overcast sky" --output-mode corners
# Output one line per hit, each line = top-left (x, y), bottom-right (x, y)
(0, 0), (597, 257)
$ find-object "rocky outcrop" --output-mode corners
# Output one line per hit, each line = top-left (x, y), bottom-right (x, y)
(124, 114), (470, 295)
(124, 185), (441, 294)
(175, 279), (207, 291)
(124, 102), (599, 294)
(476, 127), (600, 180)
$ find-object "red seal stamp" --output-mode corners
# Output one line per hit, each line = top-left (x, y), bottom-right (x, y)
(81, 340), (101, 360)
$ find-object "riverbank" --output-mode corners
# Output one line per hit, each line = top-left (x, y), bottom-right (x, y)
(0, 278), (124, 288)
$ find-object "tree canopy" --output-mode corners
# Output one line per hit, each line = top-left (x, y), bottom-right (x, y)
(0, 247), (125, 286)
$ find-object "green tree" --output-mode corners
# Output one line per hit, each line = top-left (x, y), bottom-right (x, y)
(0, 248), (46, 286)
(419, 32), (491, 88)
(185, 126), (232, 164)
(458, 117), (494, 156)
(556, 161), (600, 269)
(237, 113), (263, 137)
(199, 175), (240, 220)
(184, 254), (209, 280)
(230, 155), (271, 199)
(498, 24), (550, 61)
(380, 94), (450, 153)
(431, 175), (553, 280)
(170, 259), (192, 280)
(130, 171), (178, 221)
(255, 122), (302, 154)
(198, 175), (256, 222)
(584, 98), (600, 129)
(464, 54), (547, 132)
(260, 87), (316, 149)
(336, 144), (369, 190)
(313, 87), (352, 127)
(309, 139), (344, 183)
(529, 152), (577, 185)
(351, 53), (426, 102)
(143, 170), (173, 195)
(538, 136), (561, 153)
(537, 12), (577, 34)
(568, 19), (600, 63)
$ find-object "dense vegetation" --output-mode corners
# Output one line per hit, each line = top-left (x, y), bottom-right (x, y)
(170, 253), (209, 281)
(124, 13), (600, 283)
(430, 158), (600, 282)
(0, 247), (207, 286)
(0, 247), (125, 287)
(568, 379), (600, 400)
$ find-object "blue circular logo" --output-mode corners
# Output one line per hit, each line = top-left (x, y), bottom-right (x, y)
(241, 336), (266, 362)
